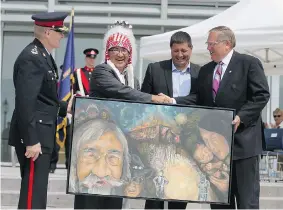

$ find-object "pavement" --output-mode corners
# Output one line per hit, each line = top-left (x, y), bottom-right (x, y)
(1, 165), (283, 209)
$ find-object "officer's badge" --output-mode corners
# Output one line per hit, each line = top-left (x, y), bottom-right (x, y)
(31, 46), (38, 54)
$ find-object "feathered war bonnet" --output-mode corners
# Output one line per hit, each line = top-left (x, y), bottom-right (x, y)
(102, 20), (137, 88)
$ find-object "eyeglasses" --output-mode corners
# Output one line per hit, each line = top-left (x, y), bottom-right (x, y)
(205, 40), (225, 47)
(108, 47), (129, 55)
(80, 148), (122, 166)
(274, 115), (281, 118)
(49, 28), (66, 35)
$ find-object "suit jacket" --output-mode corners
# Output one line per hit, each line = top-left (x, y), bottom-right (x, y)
(196, 51), (270, 160)
(9, 38), (67, 153)
(89, 63), (151, 102)
(141, 59), (200, 104)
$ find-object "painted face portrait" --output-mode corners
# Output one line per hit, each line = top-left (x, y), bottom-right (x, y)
(86, 105), (99, 119)
(124, 178), (143, 197)
(193, 143), (214, 164)
(199, 127), (229, 160)
(77, 131), (124, 194)
(69, 119), (131, 195)
(163, 154), (200, 200)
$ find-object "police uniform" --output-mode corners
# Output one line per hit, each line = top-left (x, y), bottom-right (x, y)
(8, 12), (69, 209)
(73, 48), (99, 96)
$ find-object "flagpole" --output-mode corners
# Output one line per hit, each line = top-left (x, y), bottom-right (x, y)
(56, 8), (75, 149)
(69, 8), (74, 31)
(70, 8), (75, 96)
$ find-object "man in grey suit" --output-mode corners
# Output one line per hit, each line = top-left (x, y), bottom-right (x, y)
(75, 21), (170, 210)
(141, 31), (200, 209)
(142, 31), (200, 107)
(90, 22), (168, 104)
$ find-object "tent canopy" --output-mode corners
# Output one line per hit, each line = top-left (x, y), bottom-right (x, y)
(139, 0), (283, 75)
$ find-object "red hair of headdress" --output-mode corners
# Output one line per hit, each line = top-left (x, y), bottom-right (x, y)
(105, 32), (133, 64)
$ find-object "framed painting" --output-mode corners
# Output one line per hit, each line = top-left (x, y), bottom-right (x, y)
(67, 97), (235, 204)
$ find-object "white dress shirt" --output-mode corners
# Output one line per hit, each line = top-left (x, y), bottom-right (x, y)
(172, 62), (191, 97)
(213, 49), (234, 79)
(107, 60), (126, 85)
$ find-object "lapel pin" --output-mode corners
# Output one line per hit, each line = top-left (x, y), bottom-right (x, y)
(43, 53), (46, 57)
(229, 71), (232, 73)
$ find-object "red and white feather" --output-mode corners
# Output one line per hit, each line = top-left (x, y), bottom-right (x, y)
(102, 24), (137, 88)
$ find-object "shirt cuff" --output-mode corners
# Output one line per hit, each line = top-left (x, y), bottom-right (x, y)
(172, 98), (177, 104)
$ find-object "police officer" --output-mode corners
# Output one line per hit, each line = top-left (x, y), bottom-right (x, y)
(8, 12), (73, 209)
(73, 48), (99, 96)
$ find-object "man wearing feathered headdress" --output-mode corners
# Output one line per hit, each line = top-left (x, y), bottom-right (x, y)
(73, 21), (171, 210)
(89, 21), (170, 103)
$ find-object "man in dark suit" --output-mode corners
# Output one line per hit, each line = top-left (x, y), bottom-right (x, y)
(183, 26), (270, 209)
(74, 21), (170, 210)
(142, 31), (200, 106)
(8, 12), (73, 209)
(141, 31), (200, 209)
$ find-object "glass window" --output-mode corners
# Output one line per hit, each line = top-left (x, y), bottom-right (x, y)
(2, 32), (33, 131)
(1, 32), (33, 162)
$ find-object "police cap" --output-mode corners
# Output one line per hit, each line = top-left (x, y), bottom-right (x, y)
(31, 12), (69, 33)
(83, 48), (99, 58)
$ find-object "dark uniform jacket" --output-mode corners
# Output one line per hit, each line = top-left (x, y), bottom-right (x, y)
(9, 38), (67, 153)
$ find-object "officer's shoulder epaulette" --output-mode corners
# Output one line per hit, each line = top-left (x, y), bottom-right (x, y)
(30, 45), (38, 55)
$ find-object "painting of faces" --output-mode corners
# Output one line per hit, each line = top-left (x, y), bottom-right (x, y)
(67, 97), (234, 204)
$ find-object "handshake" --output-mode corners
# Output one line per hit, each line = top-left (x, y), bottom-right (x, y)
(151, 93), (174, 104)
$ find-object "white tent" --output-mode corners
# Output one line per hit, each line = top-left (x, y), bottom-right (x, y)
(139, 0), (283, 79)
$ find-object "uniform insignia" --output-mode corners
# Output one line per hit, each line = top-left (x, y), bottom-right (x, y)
(31, 46), (38, 54)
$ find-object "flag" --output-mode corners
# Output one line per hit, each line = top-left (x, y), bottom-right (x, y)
(56, 8), (75, 148)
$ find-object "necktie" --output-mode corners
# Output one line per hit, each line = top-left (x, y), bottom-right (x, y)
(212, 61), (223, 99)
